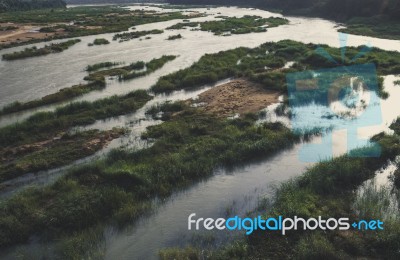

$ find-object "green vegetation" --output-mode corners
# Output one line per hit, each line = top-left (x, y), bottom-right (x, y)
(0, 90), (151, 182)
(167, 34), (183, 40)
(200, 16), (287, 35)
(340, 17), (400, 40)
(86, 61), (121, 72)
(84, 55), (176, 82)
(2, 39), (80, 60)
(120, 55), (177, 81)
(84, 64), (139, 81)
(169, 0), (400, 21)
(0, 80), (106, 115)
(169, 0), (400, 40)
(0, 128), (126, 182)
(0, 0), (65, 12)
(0, 6), (202, 49)
(0, 90), (152, 148)
(88, 38), (110, 46)
(167, 21), (199, 30)
(395, 80), (400, 86)
(159, 119), (400, 259)
(113, 29), (164, 42)
(167, 16), (288, 35)
(0, 102), (298, 252)
(152, 40), (400, 94)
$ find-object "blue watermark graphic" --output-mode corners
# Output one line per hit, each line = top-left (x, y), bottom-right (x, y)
(286, 33), (382, 162)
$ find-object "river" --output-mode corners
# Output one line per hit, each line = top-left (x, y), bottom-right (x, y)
(0, 4), (399, 260)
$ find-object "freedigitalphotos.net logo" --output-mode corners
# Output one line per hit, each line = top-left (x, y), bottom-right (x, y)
(188, 213), (384, 235)
(286, 33), (382, 162)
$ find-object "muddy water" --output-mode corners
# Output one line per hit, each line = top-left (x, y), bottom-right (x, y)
(102, 75), (400, 260)
(0, 79), (230, 198)
(105, 142), (313, 260)
(1, 6), (400, 126)
(1, 4), (400, 260)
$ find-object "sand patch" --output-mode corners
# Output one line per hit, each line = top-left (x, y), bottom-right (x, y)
(0, 23), (58, 46)
(195, 79), (280, 117)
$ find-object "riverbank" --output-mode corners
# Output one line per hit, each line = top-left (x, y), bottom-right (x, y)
(151, 40), (400, 94)
(2, 39), (81, 60)
(0, 90), (152, 182)
(159, 119), (400, 259)
(0, 102), (298, 257)
(0, 128), (126, 183)
(0, 5), (202, 49)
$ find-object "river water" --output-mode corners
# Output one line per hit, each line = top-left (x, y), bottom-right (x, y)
(0, 4), (400, 260)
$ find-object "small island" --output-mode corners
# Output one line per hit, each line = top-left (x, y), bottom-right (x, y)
(2, 39), (81, 60)
(88, 38), (110, 46)
(167, 34), (183, 40)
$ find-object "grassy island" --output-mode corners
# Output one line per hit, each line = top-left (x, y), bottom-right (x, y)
(2, 39), (81, 60)
(167, 16), (289, 35)
(88, 38), (110, 46)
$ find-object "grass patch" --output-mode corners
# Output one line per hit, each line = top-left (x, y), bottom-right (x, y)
(0, 6), (203, 49)
(2, 39), (81, 60)
(113, 29), (164, 42)
(151, 40), (400, 94)
(167, 34), (183, 40)
(86, 61), (121, 72)
(167, 16), (288, 36)
(0, 128), (126, 182)
(84, 55), (176, 82)
(0, 90), (152, 148)
(0, 80), (106, 115)
(88, 38), (110, 46)
(339, 17), (400, 40)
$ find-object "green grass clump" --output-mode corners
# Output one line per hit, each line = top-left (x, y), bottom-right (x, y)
(200, 16), (288, 35)
(84, 55), (176, 82)
(0, 128), (126, 182)
(159, 247), (200, 259)
(0, 80), (106, 115)
(166, 16), (288, 36)
(167, 21), (199, 30)
(113, 29), (164, 42)
(86, 61), (121, 72)
(167, 34), (183, 40)
(119, 55), (177, 81)
(151, 40), (400, 96)
(2, 39), (81, 60)
(204, 121), (400, 259)
(88, 38), (110, 46)
(339, 17), (400, 40)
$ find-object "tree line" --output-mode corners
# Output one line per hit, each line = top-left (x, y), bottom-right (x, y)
(0, 0), (66, 12)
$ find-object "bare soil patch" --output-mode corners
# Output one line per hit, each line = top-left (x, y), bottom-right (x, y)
(195, 79), (281, 117)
